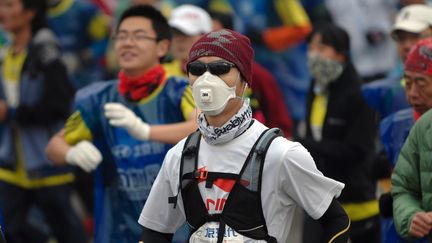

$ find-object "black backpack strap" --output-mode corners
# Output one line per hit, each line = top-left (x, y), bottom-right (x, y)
(234, 127), (282, 242)
(256, 128), (282, 242)
(255, 128), (283, 192)
(217, 219), (226, 243)
(168, 130), (201, 208)
(239, 128), (284, 192)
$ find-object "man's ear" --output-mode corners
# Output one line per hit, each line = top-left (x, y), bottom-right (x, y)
(156, 39), (170, 59)
(237, 79), (249, 97)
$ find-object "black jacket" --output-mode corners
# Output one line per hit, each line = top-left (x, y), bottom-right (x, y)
(298, 62), (378, 203)
(4, 28), (74, 126)
(0, 28), (74, 177)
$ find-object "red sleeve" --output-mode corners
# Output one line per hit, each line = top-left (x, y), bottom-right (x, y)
(251, 62), (293, 138)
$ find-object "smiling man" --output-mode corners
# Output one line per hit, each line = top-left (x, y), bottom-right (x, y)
(45, 5), (197, 243)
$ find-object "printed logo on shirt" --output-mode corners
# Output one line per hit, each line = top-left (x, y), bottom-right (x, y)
(206, 198), (227, 211)
(111, 143), (166, 159)
(117, 164), (161, 201)
(190, 222), (244, 243)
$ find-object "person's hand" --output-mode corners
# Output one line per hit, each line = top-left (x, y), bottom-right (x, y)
(0, 100), (7, 122)
(409, 212), (432, 238)
(65, 141), (102, 172)
(104, 103), (150, 141)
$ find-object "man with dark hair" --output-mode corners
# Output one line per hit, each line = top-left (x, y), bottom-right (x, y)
(46, 5), (197, 243)
(115, 3), (172, 41)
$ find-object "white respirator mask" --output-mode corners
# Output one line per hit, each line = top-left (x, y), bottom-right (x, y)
(192, 71), (243, 116)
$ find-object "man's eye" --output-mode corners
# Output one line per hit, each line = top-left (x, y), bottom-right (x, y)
(417, 80), (427, 87)
(135, 35), (147, 40)
(116, 35), (127, 41)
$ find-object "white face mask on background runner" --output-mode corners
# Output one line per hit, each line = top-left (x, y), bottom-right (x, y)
(192, 71), (242, 116)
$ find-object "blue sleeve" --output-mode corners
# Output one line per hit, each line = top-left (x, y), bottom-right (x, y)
(380, 108), (414, 167)
(361, 77), (409, 119)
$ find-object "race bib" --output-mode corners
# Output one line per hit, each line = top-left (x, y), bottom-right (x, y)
(190, 222), (244, 243)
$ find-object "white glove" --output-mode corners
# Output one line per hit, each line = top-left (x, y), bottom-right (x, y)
(65, 141), (102, 172)
(104, 102), (150, 141)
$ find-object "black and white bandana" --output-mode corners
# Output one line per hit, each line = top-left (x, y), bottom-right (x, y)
(197, 99), (252, 145)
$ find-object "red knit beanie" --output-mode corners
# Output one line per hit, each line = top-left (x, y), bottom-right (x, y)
(187, 29), (254, 84)
(405, 38), (432, 76)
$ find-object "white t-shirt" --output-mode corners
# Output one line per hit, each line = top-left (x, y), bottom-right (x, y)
(139, 121), (344, 242)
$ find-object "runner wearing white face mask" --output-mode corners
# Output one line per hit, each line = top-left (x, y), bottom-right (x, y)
(138, 29), (350, 243)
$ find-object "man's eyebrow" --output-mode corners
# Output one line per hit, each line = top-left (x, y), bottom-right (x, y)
(117, 29), (148, 34)
(413, 77), (427, 82)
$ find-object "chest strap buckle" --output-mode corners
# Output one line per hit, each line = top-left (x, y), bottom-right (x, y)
(194, 169), (208, 180)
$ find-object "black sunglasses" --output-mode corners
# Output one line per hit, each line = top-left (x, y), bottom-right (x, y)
(187, 61), (236, 76)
